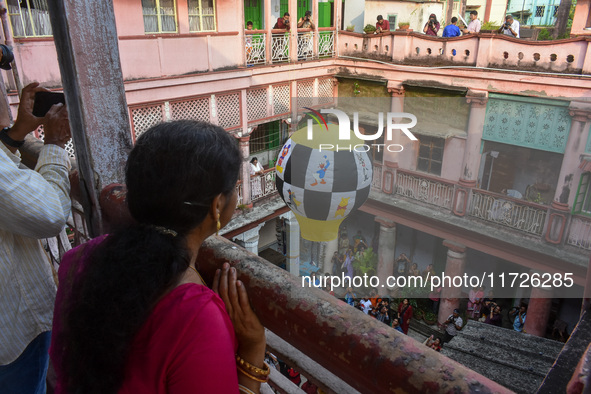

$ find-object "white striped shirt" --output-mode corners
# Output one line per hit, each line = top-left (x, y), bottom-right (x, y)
(0, 142), (71, 365)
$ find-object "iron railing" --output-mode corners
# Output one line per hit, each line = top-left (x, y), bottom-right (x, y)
(245, 32), (266, 65)
(396, 169), (455, 210)
(468, 190), (548, 235)
(250, 168), (277, 202)
(566, 214), (591, 250)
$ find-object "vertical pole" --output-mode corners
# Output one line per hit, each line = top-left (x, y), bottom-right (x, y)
(284, 211), (301, 276)
(438, 240), (467, 325)
(524, 285), (553, 336)
(265, 0), (272, 64)
(312, 0), (318, 58)
(376, 219), (396, 294)
(47, 0), (133, 237)
(0, 1), (23, 94)
(289, 0), (298, 63)
(238, 135), (252, 205)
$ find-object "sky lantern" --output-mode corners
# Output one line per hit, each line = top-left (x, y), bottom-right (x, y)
(275, 121), (373, 242)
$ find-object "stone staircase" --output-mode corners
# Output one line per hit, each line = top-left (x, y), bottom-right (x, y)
(441, 320), (564, 394)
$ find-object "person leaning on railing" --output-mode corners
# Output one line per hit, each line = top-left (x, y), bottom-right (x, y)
(273, 12), (291, 30)
(462, 10), (481, 34)
(50, 120), (268, 394)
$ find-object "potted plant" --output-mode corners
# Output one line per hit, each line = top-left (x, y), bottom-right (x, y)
(346, 25), (355, 32)
(363, 24), (376, 34)
(352, 247), (377, 277)
(480, 21), (500, 33)
(398, 22), (410, 30)
(237, 203), (253, 214)
(414, 308), (424, 321)
(424, 311), (437, 325)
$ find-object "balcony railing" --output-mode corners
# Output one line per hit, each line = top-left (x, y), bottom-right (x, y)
(318, 30), (335, 58)
(236, 180), (243, 206)
(250, 168), (277, 202)
(468, 190), (548, 235)
(372, 164), (559, 242)
(566, 214), (591, 250)
(371, 162), (382, 191)
(297, 31), (315, 60)
(338, 31), (591, 75)
(271, 32), (290, 63)
(396, 169), (455, 210)
(245, 32), (266, 66)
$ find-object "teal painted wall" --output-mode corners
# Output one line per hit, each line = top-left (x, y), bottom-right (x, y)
(483, 94), (570, 154)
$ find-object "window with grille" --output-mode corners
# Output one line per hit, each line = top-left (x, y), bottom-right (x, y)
(417, 135), (444, 176)
(573, 173), (591, 215)
(250, 121), (282, 154)
(535, 6), (545, 17)
(553, 5), (559, 16)
(189, 0), (216, 32)
(142, 0), (177, 33)
(387, 14), (397, 31)
(7, 0), (52, 37)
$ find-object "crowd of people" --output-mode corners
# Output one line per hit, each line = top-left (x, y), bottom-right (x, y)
(329, 228), (371, 279)
(372, 11), (520, 39)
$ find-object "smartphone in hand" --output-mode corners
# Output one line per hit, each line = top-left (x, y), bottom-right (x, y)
(32, 91), (65, 117)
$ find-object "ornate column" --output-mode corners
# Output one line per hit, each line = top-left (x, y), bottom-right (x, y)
(524, 284), (553, 337)
(438, 240), (467, 326)
(376, 218), (396, 293)
(237, 135), (252, 205)
(323, 237), (339, 275)
(381, 83), (404, 196)
(384, 83), (405, 167)
(453, 90), (488, 216)
(233, 224), (264, 255)
(545, 107), (591, 244)
(282, 211), (301, 276)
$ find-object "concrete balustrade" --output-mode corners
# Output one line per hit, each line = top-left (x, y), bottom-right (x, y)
(338, 31), (591, 74)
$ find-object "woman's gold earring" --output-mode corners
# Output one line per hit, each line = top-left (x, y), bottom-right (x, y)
(216, 215), (221, 236)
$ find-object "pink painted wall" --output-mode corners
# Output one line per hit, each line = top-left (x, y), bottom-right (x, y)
(113, 0), (145, 36)
(7, 41), (61, 88)
(572, 0), (591, 36)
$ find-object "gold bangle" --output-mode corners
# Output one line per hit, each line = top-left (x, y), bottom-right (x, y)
(238, 384), (257, 394)
(237, 366), (269, 383)
(236, 355), (270, 376)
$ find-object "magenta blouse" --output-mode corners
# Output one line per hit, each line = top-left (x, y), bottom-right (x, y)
(50, 237), (239, 393)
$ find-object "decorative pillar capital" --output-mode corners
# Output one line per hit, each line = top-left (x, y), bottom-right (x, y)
(387, 81), (405, 97)
(375, 217), (396, 228)
(442, 239), (467, 254)
(236, 134), (251, 144)
(568, 108), (591, 123)
(331, 77), (339, 87)
(458, 179), (477, 188)
(388, 86), (405, 97)
(465, 90), (488, 107)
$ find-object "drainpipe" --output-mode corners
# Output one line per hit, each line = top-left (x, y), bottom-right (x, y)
(0, 1), (24, 96)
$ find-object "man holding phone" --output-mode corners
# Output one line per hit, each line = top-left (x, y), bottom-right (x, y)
(0, 82), (71, 393)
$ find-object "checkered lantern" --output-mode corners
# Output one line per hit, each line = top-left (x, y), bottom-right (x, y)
(275, 123), (373, 241)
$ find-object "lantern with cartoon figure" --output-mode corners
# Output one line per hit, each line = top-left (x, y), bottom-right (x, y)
(275, 122), (372, 242)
